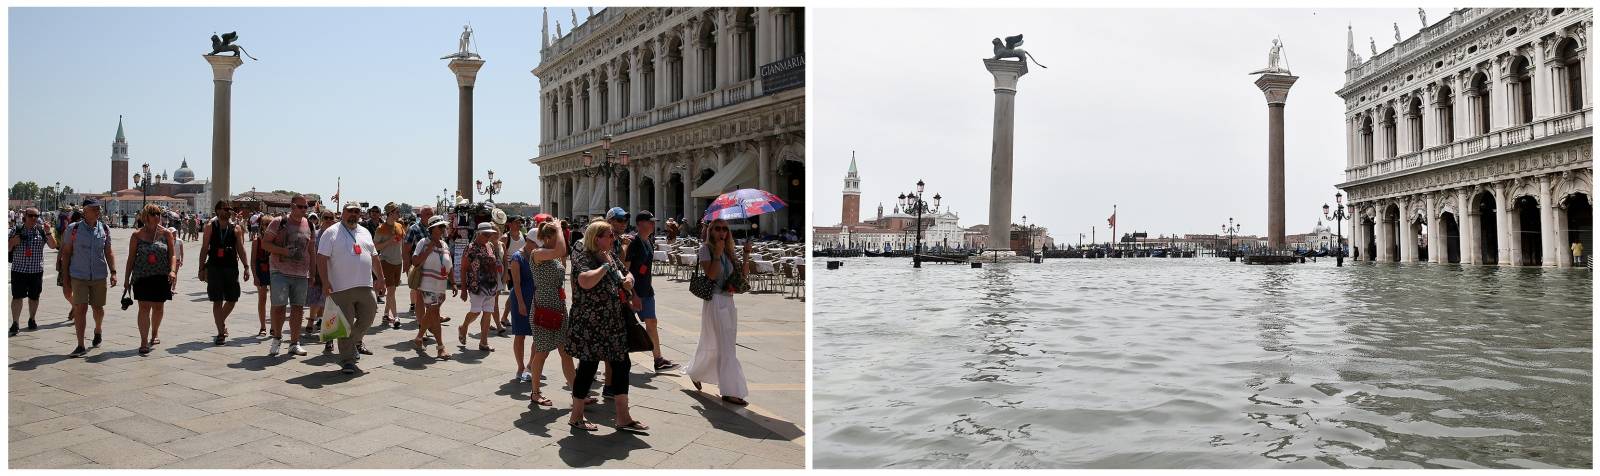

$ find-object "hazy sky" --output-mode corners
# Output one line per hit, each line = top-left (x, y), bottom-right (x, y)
(9, 7), (595, 205)
(813, 8), (1449, 242)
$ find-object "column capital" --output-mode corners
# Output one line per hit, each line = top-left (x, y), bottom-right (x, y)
(448, 58), (486, 88)
(1253, 73), (1298, 105)
(982, 59), (1028, 93)
(203, 54), (244, 82)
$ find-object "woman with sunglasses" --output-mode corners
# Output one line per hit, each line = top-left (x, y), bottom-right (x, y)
(685, 218), (752, 406)
(124, 204), (178, 356)
(9, 207), (58, 336)
(565, 219), (647, 432)
(411, 216), (453, 360)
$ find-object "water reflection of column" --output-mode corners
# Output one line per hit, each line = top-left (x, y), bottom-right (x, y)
(967, 266), (1021, 384)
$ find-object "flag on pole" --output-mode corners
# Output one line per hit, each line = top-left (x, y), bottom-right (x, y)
(330, 177), (341, 210)
(1107, 205), (1116, 228)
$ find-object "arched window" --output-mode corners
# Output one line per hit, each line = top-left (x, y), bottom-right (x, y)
(1512, 56), (1534, 124)
(698, 21), (716, 93)
(597, 71), (610, 125)
(618, 62), (631, 117)
(1406, 96), (1423, 150)
(1436, 84), (1455, 143)
(669, 36), (685, 102)
(1382, 107), (1398, 159)
(1360, 115), (1374, 164)
(1557, 39), (1584, 112)
(641, 48), (657, 110)
(735, 8), (757, 80)
(1470, 72), (1491, 135)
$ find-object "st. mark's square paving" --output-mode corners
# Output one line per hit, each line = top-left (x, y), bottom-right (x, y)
(8, 6), (807, 469)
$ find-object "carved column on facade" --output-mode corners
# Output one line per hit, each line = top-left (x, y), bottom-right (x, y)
(1533, 36), (1555, 120)
(1394, 97), (1412, 155)
(604, 61), (620, 126)
(1454, 72), (1472, 143)
(1421, 85), (1439, 148)
(1555, 173), (1574, 267)
(1459, 186), (1475, 265)
(567, 83), (579, 135)
(714, 8), (732, 90)
(1494, 180), (1513, 265)
(627, 49), (644, 117)
(1427, 193), (1442, 263)
(1539, 173), (1557, 266)
(652, 37), (670, 110)
(653, 160), (667, 220)
(683, 19), (703, 99)
(1492, 56), (1514, 131)
(754, 139), (773, 231)
(1399, 198), (1415, 262)
(587, 71), (601, 131)
(627, 162), (641, 225)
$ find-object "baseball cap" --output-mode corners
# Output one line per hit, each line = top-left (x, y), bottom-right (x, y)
(81, 198), (101, 208)
(636, 210), (655, 222)
(605, 207), (627, 221)
(533, 213), (553, 225)
(343, 202), (363, 211)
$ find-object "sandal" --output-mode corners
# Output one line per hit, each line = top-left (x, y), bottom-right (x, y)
(616, 420), (650, 434)
(569, 420), (598, 432)
(531, 393), (553, 407)
(436, 347), (451, 360)
(458, 327), (467, 346)
(412, 338), (425, 351)
(257, 328), (268, 338)
(692, 380), (703, 392)
(138, 346), (150, 356)
(214, 334), (227, 346)
(477, 344), (495, 352)
(721, 396), (749, 406)
(150, 338), (160, 346)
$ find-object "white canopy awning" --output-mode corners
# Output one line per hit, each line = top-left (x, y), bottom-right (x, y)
(572, 180), (589, 216)
(588, 179), (607, 216)
(690, 152), (760, 199)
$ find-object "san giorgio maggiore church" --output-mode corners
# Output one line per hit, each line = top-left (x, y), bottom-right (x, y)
(811, 155), (978, 252)
(86, 116), (212, 219)
(1338, 7), (1592, 267)
(530, 7), (805, 234)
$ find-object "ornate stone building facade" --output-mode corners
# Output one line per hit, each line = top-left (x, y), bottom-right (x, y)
(531, 7), (806, 234)
(1337, 7), (1592, 267)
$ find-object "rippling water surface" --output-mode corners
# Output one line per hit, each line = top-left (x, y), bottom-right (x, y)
(813, 258), (1592, 469)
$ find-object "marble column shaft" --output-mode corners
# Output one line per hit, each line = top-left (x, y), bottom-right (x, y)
(205, 55), (243, 207)
(984, 59), (1028, 252)
(450, 58), (485, 203)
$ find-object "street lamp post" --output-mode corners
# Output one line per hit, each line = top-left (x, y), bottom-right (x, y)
(475, 169), (504, 204)
(582, 134), (630, 217)
(1324, 192), (1348, 267)
(1223, 217), (1241, 261)
(898, 179), (939, 268)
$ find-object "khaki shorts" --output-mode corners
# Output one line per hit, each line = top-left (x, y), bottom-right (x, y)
(69, 278), (107, 307)
(381, 262), (401, 287)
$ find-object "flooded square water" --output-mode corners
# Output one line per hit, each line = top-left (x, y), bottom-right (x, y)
(813, 258), (1592, 469)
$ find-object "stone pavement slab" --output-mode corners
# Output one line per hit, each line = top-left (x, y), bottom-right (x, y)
(9, 227), (806, 468)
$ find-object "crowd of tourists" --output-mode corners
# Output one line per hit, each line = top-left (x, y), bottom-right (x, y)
(9, 194), (762, 433)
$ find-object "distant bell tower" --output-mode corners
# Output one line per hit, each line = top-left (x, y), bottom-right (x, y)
(110, 115), (130, 192)
(841, 151), (861, 225)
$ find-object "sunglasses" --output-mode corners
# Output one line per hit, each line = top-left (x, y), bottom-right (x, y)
(24, 214), (38, 218)
(293, 204), (308, 209)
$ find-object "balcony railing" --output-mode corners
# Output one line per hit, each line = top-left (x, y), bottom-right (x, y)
(1345, 108), (1591, 182)
(538, 77), (777, 158)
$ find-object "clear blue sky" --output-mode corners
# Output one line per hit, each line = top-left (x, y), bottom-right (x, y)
(9, 7), (588, 206)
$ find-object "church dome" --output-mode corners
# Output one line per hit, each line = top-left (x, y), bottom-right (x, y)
(174, 159), (195, 183)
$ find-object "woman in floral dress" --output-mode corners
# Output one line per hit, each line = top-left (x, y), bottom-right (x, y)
(564, 219), (647, 433)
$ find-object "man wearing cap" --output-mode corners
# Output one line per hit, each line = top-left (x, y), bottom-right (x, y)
(60, 199), (117, 357)
(317, 202), (387, 374)
(198, 200), (250, 345)
(10, 207), (59, 336)
(624, 210), (677, 371)
(261, 195), (315, 357)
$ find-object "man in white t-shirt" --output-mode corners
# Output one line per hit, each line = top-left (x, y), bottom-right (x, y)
(316, 202), (386, 374)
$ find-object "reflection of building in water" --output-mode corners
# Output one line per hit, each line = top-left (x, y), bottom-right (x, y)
(813, 156), (964, 250)
(1337, 7), (1592, 267)
(532, 7), (806, 234)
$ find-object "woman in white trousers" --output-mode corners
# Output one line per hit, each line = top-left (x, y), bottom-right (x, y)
(686, 219), (750, 406)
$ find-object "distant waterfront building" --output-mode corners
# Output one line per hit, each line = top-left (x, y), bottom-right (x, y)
(109, 116), (129, 193)
(1336, 7), (1592, 267)
(813, 158), (963, 251)
(88, 118), (211, 215)
(531, 7), (806, 234)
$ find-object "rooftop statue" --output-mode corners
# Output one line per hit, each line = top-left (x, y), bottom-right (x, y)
(989, 34), (1048, 68)
(441, 24), (481, 60)
(207, 31), (258, 60)
(1249, 38), (1290, 75)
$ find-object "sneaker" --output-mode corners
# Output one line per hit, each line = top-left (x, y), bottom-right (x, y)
(341, 362), (359, 374)
(289, 343), (307, 356)
(357, 344), (373, 355)
(268, 338), (282, 356)
(518, 371), (532, 383)
(68, 345), (87, 358)
(91, 332), (102, 348)
(8, 322), (16, 337)
(324, 341), (334, 353)
(654, 358), (680, 371)
(27, 318), (36, 330)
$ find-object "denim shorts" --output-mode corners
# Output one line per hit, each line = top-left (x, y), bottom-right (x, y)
(269, 272), (309, 307)
(636, 294), (657, 320)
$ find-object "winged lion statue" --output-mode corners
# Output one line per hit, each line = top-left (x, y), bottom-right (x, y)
(207, 31), (258, 61)
(990, 34), (1047, 68)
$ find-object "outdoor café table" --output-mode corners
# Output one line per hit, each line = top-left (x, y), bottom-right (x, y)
(753, 260), (777, 274)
